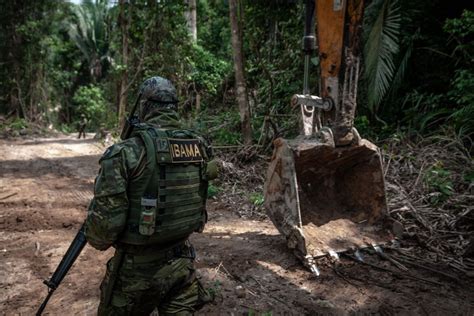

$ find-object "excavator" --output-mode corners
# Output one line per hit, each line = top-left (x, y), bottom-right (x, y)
(264, 0), (392, 274)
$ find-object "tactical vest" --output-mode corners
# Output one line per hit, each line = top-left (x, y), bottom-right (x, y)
(118, 125), (209, 246)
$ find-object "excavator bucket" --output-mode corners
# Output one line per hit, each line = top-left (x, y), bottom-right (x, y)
(264, 136), (389, 265)
(262, 0), (391, 272)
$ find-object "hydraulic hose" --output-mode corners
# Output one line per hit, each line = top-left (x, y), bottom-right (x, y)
(302, 0), (316, 95)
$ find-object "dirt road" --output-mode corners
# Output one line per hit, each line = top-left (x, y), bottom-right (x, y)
(1, 135), (473, 315)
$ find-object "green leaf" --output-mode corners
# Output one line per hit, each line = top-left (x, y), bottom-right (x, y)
(364, 0), (401, 113)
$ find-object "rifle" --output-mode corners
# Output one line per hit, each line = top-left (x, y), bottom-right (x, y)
(37, 93), (142, 314)
(36, 225), (87, 316)
(120, 93), (142, 140)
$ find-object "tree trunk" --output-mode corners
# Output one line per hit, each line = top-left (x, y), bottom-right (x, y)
(185, 0), (200, 114)
(10, 22), (24, 119)
(195, 93), (201, 113)
(118, 0), (129, 128)
(229, 0), (252, 145)
(185, 0), (197, 42)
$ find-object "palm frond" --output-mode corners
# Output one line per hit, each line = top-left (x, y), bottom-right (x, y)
(386, 28), (419, 101)
(419, 107), (453, 132)
(450, 102), (474, 135)
(364, 0), (401, 113)
(67, 0), (110, 81)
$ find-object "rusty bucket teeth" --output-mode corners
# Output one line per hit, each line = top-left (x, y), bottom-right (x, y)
(304, 255), (321, 276)
(354, 249), (365, 262)
(372, 244), (384, 255)
(328, 249), (340, 262)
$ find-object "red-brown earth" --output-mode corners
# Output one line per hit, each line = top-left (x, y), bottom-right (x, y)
(1, 135), (473, 315)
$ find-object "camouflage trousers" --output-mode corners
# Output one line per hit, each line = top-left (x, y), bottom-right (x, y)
(97, 248), (210, 315)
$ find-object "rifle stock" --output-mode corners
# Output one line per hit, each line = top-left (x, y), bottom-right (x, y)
(36, 225), (87, 316)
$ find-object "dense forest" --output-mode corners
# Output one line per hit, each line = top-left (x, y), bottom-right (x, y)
(0, 0), (472, 147)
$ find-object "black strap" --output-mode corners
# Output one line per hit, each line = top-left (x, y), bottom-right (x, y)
(137, 129), (159, 201)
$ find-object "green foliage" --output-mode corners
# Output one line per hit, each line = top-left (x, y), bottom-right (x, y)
(206, 280), (222, 299)
(197, 0), (231, 59)
(370, 7), (474, 139)
(196, 110), (242, 145)
(0, 0), (471, 148)
(363, 0), (401, 113)
(424, 163), (454, 203)
(72, 84), (107, 129)
(444, 10), (474, 136)
(242, 2), (304, 141)
(249, 192), (264, 206)
(121, 1), (198, 107)
(213, 129), (241, 145)
(0, 0), (65, 120)
(0, 118), (36, 137)
(8, 118), (29, 131)
(68, 0), (111, 82)
(463, 169), (474, 185)
(58, 123), (75, 134)
(188, 44), (230, 95)
(207, 183), (221, 198)
(401, 91), (445, 133)
(354, 115), (371, 138)
(248, 310), (272, 316)
(444, 10), (474, 41)
(448, 69), (474, 135)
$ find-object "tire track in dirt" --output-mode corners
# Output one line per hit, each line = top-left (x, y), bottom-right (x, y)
(0, 135), (107, 315)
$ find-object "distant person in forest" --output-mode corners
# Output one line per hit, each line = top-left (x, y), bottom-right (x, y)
(84, 76), (217, 315)
(77, 114), (88, 139)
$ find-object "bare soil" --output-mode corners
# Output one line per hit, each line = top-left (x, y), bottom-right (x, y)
(1, 135), (473, 315)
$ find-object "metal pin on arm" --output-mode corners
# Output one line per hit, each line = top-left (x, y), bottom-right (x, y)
(293, 0), (333, 136)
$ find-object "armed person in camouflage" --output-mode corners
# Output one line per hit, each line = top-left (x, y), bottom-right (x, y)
(84, 76), (217, 315)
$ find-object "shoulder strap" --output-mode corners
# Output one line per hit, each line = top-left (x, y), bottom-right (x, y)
(135, 128), (159, 201)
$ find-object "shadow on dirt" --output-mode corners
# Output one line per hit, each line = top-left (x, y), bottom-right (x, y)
(0, 200), (87, 232)
(1, 155), (101, 179)
(193, 229), (338, 314)
(193, 227), (474, 315)
(21, 138), (99, 146)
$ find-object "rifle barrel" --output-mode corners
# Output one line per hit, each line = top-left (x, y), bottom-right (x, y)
(36, 289), (54, 316)
(36, 225), (87, 315)
(47, 227), (87, 288)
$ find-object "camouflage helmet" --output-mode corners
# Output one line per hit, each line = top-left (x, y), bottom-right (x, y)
(138, 76), (178, 120)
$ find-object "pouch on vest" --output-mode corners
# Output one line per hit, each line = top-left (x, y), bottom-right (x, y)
(206, 159), (218, 180)
(139, 197), (156, 236)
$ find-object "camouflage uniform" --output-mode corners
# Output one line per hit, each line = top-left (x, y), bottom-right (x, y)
(78, 115), (88, 139)
(84, 77), (216, 315)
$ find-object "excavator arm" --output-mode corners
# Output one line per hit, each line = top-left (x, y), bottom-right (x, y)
(294, 0), (364, 144)
(317, 0), (364, 145)
(264, 0), (391, 275)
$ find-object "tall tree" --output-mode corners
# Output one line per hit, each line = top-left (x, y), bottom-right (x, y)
(185, 0), (200, 112)
(185, 0), (197, 42)
(68, 0), (110, 83)
(118, 0), (129, 127)
(0, 0), (62, 119)
(229, 0), (252, 145)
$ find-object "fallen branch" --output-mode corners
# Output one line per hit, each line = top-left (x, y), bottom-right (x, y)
(344, 254), (444, 286)
(391, 252), (461, 283)
(0, 192), (17, 200)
